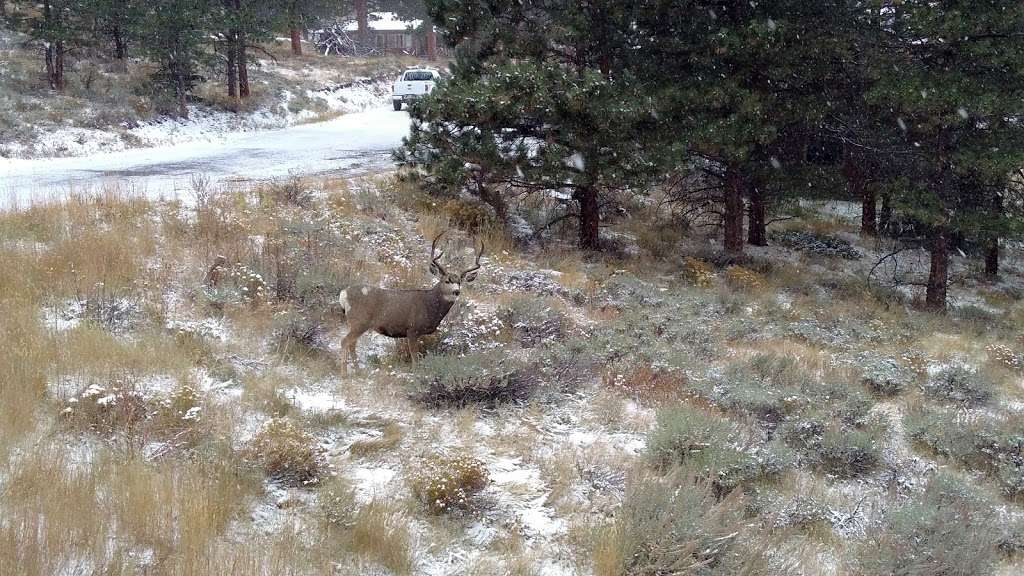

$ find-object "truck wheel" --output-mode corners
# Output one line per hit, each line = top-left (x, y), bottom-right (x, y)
(393, 101), (402, 111)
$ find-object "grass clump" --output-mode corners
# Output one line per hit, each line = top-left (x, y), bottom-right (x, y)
(319, 476), (357, 529)
(270, 310), (327, 358)
(347, 500), (414, 575)
(922, 365), (994, 407)
(413, 350), (539, 408)
(61, 380), (149, 438)
(907, 407), (1024, 501)
(247, 418), (325, 486)
(409, 453), (489, 514)
(784, 420), (883, 478)
(593, 469), (747, 576)
(851, 474), (1005, 575)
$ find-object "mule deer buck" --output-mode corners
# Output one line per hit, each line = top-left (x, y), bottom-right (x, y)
(338, 232), (484, 373)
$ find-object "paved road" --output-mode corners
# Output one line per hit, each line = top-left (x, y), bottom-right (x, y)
(1, 106), (410, 206)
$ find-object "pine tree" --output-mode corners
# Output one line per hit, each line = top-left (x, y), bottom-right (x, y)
(23, 0), (84, 90)
(402, 1), (660, 250)
(83, 0), (142, 71)
(868, 1), (1024, 309)
(138, 0), (212, 117)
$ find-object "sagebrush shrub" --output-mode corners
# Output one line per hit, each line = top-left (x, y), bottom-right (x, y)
(248, 418), (324, 485)
(594, 469), (746, 576)
(851, 474), (1003, 576)
(860, 357), (914, 397)
(985, 343), (1022, 371)
(922, 365), (994, 407)
(647, 405), (734, 469)
(413, 351), (539, 407)
(271, 310), (326, 357)
(499, 295), (567, 348)
(780, 418), (882, 478)
(770, 230), (862, 260)
(409, 453), (489, 514)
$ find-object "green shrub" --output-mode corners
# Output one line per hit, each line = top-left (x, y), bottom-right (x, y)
(851, 474), (1003, 575)
(647, 405), (734, 469)
(409, 453), (489, 514)
(780, 418), (883, 478)
(860, 357), (914, 397)
(412, 350), (539, 408)
(499, 295), (567, 348)
(908, 407), (1024, 500)
(647, 405), (791, 495)
(593, 469), (747, 576)
(922, 365), (994, 407)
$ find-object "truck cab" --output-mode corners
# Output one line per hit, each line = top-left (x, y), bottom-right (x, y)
(392, 67), (441, 111)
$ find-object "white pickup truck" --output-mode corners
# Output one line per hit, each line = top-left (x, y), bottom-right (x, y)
(392, 68), (441, 111)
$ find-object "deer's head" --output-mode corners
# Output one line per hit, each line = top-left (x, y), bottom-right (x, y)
(429, 231), (484, 303)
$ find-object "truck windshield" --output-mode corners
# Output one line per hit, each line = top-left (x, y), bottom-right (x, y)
(403, 71), (435, 81)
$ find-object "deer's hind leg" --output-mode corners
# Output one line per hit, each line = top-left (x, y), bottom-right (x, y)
(405, 333), (420, 364)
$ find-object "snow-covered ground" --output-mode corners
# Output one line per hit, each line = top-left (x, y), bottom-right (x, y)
(1, 105), (411, 205)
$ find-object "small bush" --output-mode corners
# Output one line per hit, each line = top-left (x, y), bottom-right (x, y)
(647, 405), (734, 469)
(409, 453), (489, 514)
(860, 357), (914, 397)
(770, 230), (862, 260)
(851, 474), (1004, 576)
(248, 418), (324, 486)
(593, 469), (746, 576)
(499, 296), (567, 348)
(908, 407), (1024, 501)
(922, 365), (994, 407)
(61, 380), (149, 437)
(681, 256), (715, 288)
(724, 266), (765, 291)
(604, 365), (683, 404)
(413, 351), (539, 408)
(780, 418), (883, 478)
(270, 310), (327, 357)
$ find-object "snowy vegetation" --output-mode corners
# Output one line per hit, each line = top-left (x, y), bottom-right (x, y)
(2, 174), (1024, 574)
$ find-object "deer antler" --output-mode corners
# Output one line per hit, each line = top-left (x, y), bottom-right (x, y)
(460, 239), (485, 280)
(430, 231), (448, 276)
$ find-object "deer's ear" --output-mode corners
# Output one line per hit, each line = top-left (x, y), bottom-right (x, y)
(463, 271), (478, 283)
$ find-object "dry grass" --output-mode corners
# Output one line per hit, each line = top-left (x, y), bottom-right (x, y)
(347, 499), (415, 575)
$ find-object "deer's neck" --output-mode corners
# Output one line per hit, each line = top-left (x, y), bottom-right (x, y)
(428, 283), (456, 323)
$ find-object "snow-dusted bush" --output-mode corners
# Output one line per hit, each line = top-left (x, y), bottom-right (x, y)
(271, 310), (327, 357)
(61, 381), (149, 436)
(499, 295), (567, 348)
(593, 469), (747, 576)
(860, 357), (914, 397)
(985, 343), (1023, 372)
(922, 365), (994, 407)
(647, 405), (791, 495)
(770, 230), (862, 260)
(851, 474), (1004, 575)
(248, 418), (325, 486)
(412, 350), (539, 408)
(409, 453), (489, 514)
(319, 476), (357, 528)
(908, 407), (1024, 501)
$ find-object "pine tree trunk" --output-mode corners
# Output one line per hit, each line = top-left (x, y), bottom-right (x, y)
(290, 28), (303, 56)
(237, 37), (250, 99)
(356, 0), (368, 51)
(843, 146), (875, 235)
(54, 42), (65, 91)
(175, 64), (189, 118)
(577, 186), (600, 251)
(45, 43), (56, 90)
(113, 27), (128, 72)
(925, 225), (949, 311)
(723, 170), (745, 254)
(426, 25), (437, 60)
(985, 238), (999, 277)
(226, 35), (238, 108)
(747, 184), (766, 246)
(861, 186), (877, 236)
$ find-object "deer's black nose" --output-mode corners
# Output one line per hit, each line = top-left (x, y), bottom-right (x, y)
(453, 290), (460, 296)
